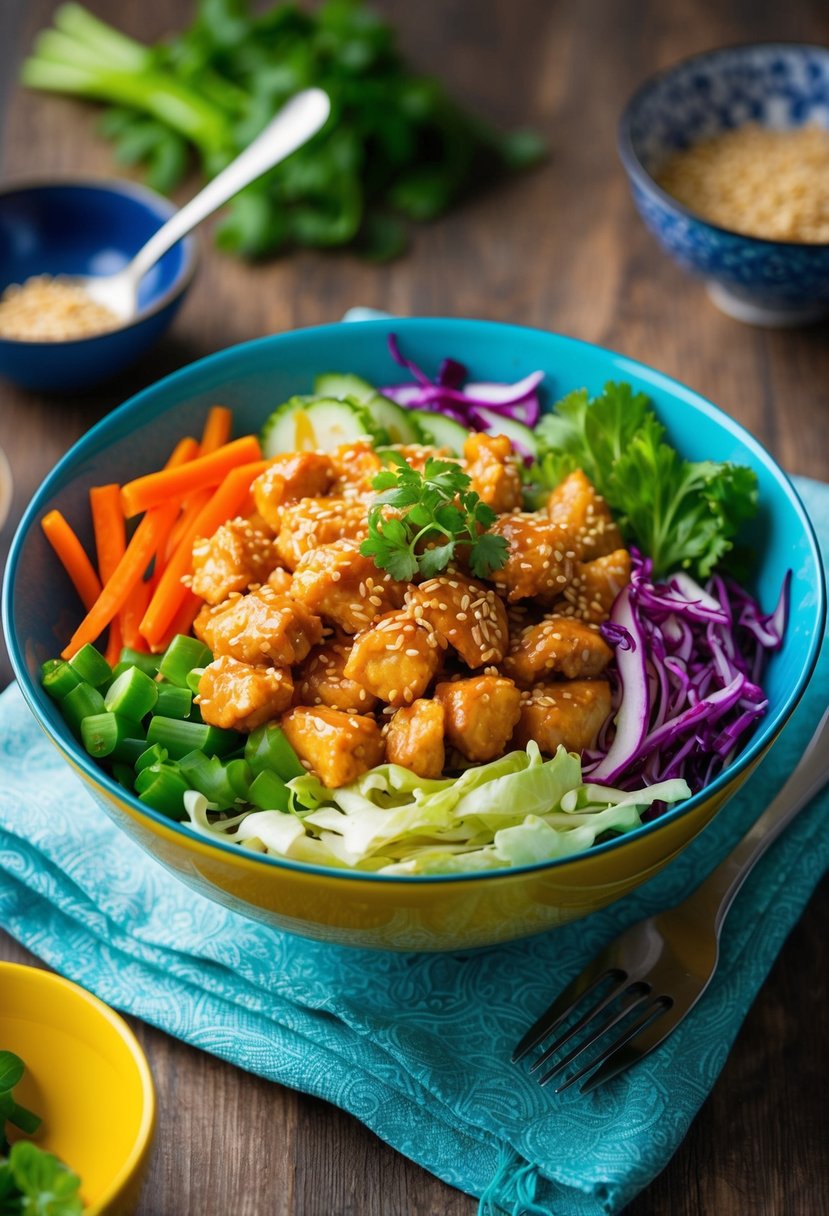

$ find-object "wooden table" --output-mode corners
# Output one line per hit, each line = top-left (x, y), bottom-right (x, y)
(1, 1), (827, 1212)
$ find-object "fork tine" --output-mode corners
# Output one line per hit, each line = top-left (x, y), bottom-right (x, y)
(554, 996), (673, 1094)
(538, 983), (652, 1086)
(578, 998), (684, 1095)
(511, 964), (625, 1064)
(528, 972), (633, 1074)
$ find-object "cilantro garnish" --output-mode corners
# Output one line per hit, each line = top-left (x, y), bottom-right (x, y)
(360, 453), (509, 581)
(0, 1050), (82, 1215)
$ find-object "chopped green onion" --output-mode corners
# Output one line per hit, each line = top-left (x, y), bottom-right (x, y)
(135, 743), (169, 773)
(80, 712), (144, 759)
(158, 635), (212, 687)
(136, 766), (189, 819)
(154, 684), (193, 720)
(146, 716), (238, 760)
(69, 643), (112, 687)
(41, 659), (61, 677)
(42, 660), (82, 701)
(112, 762), (136, 790)
(248, 769), (290, 812)
(61, 683), (106, 735)
(185, 667), (205, 694)
(226, 759), (253, 800)
(114, 647), (159, 678)
(104, 665), (158, 719)
(178, 751), (236, 810)
(245, 724), (305, 781)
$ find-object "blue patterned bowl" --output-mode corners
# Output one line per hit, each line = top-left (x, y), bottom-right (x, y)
(618, 44), (829, 326)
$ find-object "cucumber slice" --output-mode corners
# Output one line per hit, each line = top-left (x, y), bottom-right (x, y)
(471, 407), (538, 458)
(411, 410), (469, 455)
(261, 397), (372, 456)
(314, 372), (377, 403)
(363, 394), (425, 444)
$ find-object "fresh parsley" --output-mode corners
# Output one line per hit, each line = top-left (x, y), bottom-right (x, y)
(360, 453), (509, 581)
(529, 382), (758, 578)
(0, 1051), (82, 1216)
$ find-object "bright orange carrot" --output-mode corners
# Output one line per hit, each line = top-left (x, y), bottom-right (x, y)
(199, 406), (233, 455)
(165, 488), (212, 562)
(121, 435), (261, 518)
(89, 484), (126, 665)
(120, 577), (153, 651)
(41, 510), (102, 612)
(139, 459), (268, 647)
(151, 591), (202, 653)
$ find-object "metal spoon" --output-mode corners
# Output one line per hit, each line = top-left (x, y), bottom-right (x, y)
(78, 88), (331, 322)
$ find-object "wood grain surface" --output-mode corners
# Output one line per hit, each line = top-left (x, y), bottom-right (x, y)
(1, 1), (827, 1213)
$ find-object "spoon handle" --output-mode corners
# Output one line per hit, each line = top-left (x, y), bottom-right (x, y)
(128, 88), (331, 286)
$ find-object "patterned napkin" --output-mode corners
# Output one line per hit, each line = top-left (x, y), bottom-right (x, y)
(0, 478), (826, 1216)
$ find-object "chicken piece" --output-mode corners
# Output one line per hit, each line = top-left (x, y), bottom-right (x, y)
(330, 441), (382, 495)
(197, 656), (293, 732)
(291, 539), (407, 634)
(190, 516), (280, 605)
(463, 432), (523, 513)
(406, 574), (509, 667)
(435, 675), (522, 762)
(199, 585), (322, 667)
(344, 612), (443, 706)
(546, 470), (624, 560)
(386, 443), (454, 471)
(281, 706), (384, 787)
(267, 567), (292, 594)
(512, 680), (612, 755)
(559, 549), (632, 623)
(503, 615), (613, 686)
(275, 497), (369, 571)
(294, 641), (377, 713)
(252, 452), (335, 530)
(385, 700), (446, 779)
(488, 513), (575, 603)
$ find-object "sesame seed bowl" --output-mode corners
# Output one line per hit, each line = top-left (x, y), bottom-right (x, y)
(618, 43), (829, 326)
(3, 319), (824, 951)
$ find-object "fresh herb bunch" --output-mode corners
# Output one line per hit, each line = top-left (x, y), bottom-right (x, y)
(22, 0), (544, 261)
(361, 452), (509, 581)
(0, 1051), (83, 1216)
(528, 382), (758, 579)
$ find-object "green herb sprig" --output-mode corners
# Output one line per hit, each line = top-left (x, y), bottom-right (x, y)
(360, 453), (509, 582)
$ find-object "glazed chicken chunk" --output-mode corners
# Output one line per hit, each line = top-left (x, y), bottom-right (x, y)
(344, 611), (443, 707)
(291, 538), (407, 634)
(546, 470), (624, 560)
(512, 680), (612, 755)
(559, 549), (632, 623)
(489, 513), (575, 602)
(406, 574), (509, 667)
(294, 640), (377, 713)
(198, 585), (323, 667)
(252, 451), (335, 530)
(329, 440), (383, 494)
(275, 497), (369, 571)
(434, 675), (522, 762)
(385, 699), (446, 779)
(281, 706), (385, 787)
(463, 432), (523, 513)
(197, 656), (293, 732)
(190, 516), (280, 605)
(503, 615), (613, 686)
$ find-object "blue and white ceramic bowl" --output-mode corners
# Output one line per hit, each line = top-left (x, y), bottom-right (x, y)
(618, 44), (829, 326)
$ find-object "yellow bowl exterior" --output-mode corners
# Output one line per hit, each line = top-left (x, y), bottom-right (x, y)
(0, 962), (155, 1215)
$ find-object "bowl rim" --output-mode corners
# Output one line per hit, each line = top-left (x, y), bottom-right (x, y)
(3, 317), (826, 886)
(0, 176), (198, 346)
(617, 40), (829, 251)
(0, 959), (155, 1215)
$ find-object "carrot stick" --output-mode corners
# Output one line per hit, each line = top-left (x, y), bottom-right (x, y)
(199, 406), (233, 455)
(165, 488), (212, 561)
(139, 459), (268, 647)
(41, 510), (102, 612)
(151, 591), (202, 653)
(89, 484), (127, 665)
(120, 577), (153, 651)
(121, 435), (261, 518)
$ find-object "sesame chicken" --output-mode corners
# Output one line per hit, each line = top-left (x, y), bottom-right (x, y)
(488, 513), (575, 603)
(463, 432), (523, 513)
(512, 680), (612, 755)
(434, 675), (522, 762)
(385, 699), (446, 779)
(267, 567), (293, 594)
(199, 585), (323, 667)
(503, 615), (613, 686)
(275, 497), (369, 571)
(329, 440), (383, 494)
(281, 706), (385, 787)
(344, 611), (443, 706)
(294, 641), (378, 713)
(546, 470), (624, 560)
(252, 452), (335, 530)
(190, 516), (280, 605)
(388, 443), (454, 471)
(197, 656), (294, 732)
(291, 538), (407, 634)
(406, 574), (509, 667)
(558, 549), (632, 623)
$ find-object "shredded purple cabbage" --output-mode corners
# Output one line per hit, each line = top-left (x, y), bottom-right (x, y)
(584, 551), (790, 794)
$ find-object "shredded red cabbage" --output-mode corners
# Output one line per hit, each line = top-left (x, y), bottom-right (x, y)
(585, 551), (790, 794)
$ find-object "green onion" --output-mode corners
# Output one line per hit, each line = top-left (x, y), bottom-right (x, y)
(158, 635), (212, 687)
(245, 724), (305, 781)
(115, 648), (159, 678)
(111, 762), (136, 790)
(61, 683), (106, 734)
(248, 769), (290, 812)
(154, 684), (193, 720)
(135, 743), (168, 773)
(41, 659), (61, 677)
(178, 751), (236, 810)
(68, 643), (112, 688)
(185, 667), (205, 694)
(136, 765), (189, 819)
(80, 712), (144, 759)
(226, 759), (253, 800)
(42, 660), (81, 701)
(104, 665), (158, 719)
(146, 716), (238, 760)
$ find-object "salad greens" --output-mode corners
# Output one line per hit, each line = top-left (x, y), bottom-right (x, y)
(22, 1), (544, 260)
(529, 382), (759, 579)
(0, 1052), (82, 1216)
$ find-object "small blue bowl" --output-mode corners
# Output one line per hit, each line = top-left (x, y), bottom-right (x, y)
(618, 44), (829, 326)
(0, 179), (197, 392)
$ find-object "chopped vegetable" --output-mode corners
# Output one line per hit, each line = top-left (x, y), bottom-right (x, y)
(40, 509), (102, 611)
(89, 482), (126, 663)
(120, 434), (262, 517)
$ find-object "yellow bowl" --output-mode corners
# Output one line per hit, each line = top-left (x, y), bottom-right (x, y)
(0, 962), (155, 1215)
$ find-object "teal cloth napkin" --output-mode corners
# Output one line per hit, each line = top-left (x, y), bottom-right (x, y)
(1, 478), (827, 1216)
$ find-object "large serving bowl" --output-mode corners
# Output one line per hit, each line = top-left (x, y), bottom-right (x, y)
(618, 44), (829, 326)
(3, 319), (824, 951)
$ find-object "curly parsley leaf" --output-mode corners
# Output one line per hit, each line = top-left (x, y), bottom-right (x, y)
(360, 457), (509, 580)
(5, 1142), (82, 1216)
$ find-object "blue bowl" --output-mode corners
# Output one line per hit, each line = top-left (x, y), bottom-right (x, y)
(618, 44), (829, 326)
(1, 319), (825, 950)
(0, 180), (197, 392)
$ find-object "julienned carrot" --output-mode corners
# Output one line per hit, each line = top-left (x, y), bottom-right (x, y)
(139, 459), (268, 647)
(167, 436), (200, 467)
(199, 406), (233, 455)
(165, 488), (212, 561)
(90, 484), (126, 665)
(41, 510), (102, 612)
(120, 577), (153, 651)
(151, 590), (202, 654)
(121, 435), (261, 518)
